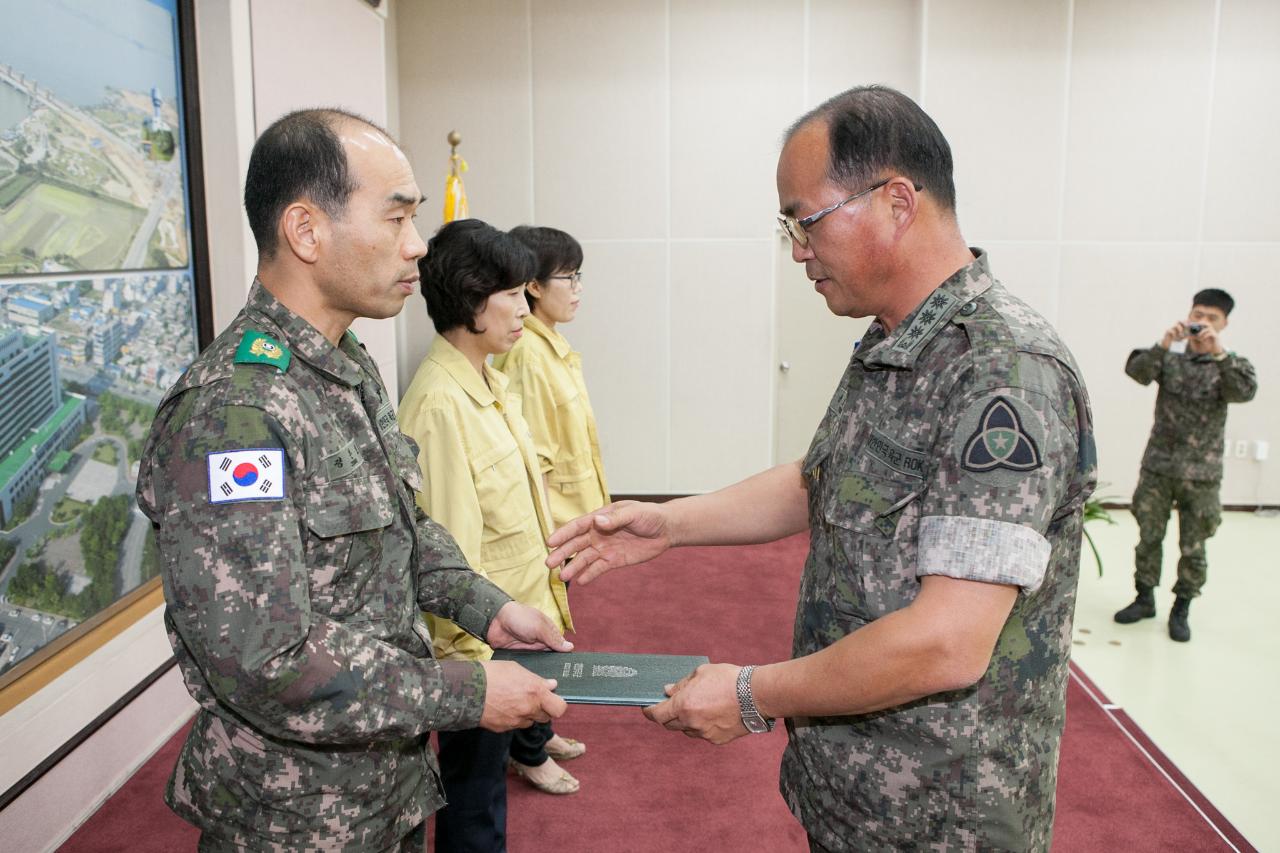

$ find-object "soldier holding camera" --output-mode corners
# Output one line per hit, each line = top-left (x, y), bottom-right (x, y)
(1115, 289), (1257, 641)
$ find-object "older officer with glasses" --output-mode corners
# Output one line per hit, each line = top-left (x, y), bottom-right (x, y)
(547, 85), (1096, 853)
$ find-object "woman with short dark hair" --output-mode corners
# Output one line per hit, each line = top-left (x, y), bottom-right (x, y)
(398, 219), (581, 852)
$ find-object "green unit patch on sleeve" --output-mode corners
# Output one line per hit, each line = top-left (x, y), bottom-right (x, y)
(234, 331), (291, 372)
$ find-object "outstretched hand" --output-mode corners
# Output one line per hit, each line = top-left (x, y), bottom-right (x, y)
(545, 500), (673, 584)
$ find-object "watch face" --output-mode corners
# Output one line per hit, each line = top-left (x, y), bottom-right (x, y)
(742, 713), (770, 734)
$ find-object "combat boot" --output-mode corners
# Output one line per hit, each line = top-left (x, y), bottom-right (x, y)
(1114, 585), (1156, 624)
(1168, 597), (1192, 642)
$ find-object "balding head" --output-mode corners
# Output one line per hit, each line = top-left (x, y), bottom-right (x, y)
(244, 108), (395, 258)
(786, 86), (957, 214)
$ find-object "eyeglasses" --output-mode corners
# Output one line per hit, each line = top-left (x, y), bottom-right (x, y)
(778, 178), (922, 248)
(548, 271), (583, 291)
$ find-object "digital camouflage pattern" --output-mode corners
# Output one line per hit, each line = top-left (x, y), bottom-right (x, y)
(783, 251), (1096, 852)
(1131, 469), (1220, 598)
(137, 280), (513, 852)
(1125, 345), (1255, 601)
(1125, 345), (1257, 483)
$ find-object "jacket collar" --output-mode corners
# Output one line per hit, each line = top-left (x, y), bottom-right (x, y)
(244, 279), (365, 386)
(859, 248), (994, 370)
(522, 314), (572, 359)
(428, 334), (508, 407)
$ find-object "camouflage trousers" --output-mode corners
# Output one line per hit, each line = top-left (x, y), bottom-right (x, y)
(1132, 469), (1221, 599)
(197, 822), (425, 852)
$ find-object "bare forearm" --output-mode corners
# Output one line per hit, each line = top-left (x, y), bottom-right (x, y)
(751, 577), (1017, 719)
(752, 612), (961, 718)
(665, 461), (809, 548)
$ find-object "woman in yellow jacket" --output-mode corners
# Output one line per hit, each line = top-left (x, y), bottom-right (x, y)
(494, 226), (610, 530)
(399, 221), (580, 853)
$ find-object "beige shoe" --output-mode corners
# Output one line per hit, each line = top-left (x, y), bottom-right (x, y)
(544, 735), (586, 761)
(509, 758), (580, 795)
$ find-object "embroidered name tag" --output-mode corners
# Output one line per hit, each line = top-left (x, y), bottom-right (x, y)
(865, 429), (927, 479)
(208, 449), (286, 503)
(322, 439), (363, 480)
(375, 400), (398, 436)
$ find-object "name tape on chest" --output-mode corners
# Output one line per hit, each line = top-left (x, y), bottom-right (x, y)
(208, 448), (286, 503)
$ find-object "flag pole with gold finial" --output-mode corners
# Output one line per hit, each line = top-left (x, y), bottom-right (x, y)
(443, 130), (469, 223)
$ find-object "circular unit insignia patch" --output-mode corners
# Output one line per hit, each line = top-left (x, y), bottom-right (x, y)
(954, 395), (1045, 486)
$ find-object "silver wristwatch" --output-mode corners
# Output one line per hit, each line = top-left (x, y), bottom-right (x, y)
(736, 665), (774, 733)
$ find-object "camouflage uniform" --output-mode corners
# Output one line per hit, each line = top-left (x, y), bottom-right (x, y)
(137, 281), (513, 852)
(1125, 345), (1257, 597)
(782, 252), (1096, 852)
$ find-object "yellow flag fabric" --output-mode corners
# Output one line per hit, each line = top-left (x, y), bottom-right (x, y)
(443, 154), (469, 223)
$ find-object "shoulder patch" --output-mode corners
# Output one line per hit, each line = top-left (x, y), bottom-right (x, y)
(208, 448), (286, 503)
(234, 331), (291, 372)
(956, 396), (1043, 482)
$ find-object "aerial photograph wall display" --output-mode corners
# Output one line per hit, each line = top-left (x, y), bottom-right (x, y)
(0, 0), (189, 275)
(0, 0), (204, 678)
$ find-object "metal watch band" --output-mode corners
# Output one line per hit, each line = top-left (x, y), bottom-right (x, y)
(736, 665), (774, 733)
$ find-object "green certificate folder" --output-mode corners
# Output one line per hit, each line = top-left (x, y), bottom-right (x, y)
(491, 650), (709, 706)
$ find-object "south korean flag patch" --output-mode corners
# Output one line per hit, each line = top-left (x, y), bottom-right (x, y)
(208, 448), (286, 503)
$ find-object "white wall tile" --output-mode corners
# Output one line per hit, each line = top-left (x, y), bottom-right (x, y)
(565, 242), (670, 492)
(668, 0), (805, 240)
(1197, 245), (1279, 504)
(668, 241), (774, 491)
(1062, 0), (1216, 242)
(808, 0), (921, 104)
(250, 0), (388, 128)
(395, 0), (534, 232)
(394, 0), (535, 390)
(531, 0), (667, 241)
(1202, 0), (1280, 243)
(1057, 243), (1200, 499)
(390, 0), (1280, 501)
(926, 0), (1070, 240)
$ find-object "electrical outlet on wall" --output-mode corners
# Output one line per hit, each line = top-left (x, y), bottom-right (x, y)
(1235, 440), (1249, 459)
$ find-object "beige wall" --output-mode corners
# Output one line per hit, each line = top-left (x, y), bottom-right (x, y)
(397, 0), (1279, 503)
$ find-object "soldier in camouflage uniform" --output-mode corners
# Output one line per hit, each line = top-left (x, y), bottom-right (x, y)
(1114, 289), (1256, 642)
(546, 86), (1095, 852)
(137, 109), (570, 852)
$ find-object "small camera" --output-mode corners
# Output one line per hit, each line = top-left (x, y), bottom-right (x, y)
(1187, 323), (1204, 336)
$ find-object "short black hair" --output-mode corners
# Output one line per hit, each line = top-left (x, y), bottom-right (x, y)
(420, 219), (537, 334)
(243, 108), (391, 258)
(1193, 288), (1234, 316)
(786, 85), (957, 212)
(509, 225), (584, 308)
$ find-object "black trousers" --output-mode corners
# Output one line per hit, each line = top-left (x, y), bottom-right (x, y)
(509, 721), (553, 767)
(435, 728), (515, 853)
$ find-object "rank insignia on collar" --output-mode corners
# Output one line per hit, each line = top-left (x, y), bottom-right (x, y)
(235, 331), (291, 372)
(960, 396), (1042, 474)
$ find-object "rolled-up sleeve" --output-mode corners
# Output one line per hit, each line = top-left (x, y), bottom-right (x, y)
(916, 376), (1078, 593)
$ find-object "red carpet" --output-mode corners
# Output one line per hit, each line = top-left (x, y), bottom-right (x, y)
(60, 535), (1254, 852)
